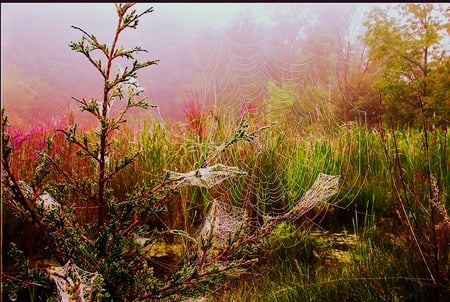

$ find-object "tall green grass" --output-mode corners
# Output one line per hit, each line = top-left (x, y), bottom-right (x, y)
(7, 117), (449, 229)
(208, 208), (437, 302)
(4, 115), (449, 299)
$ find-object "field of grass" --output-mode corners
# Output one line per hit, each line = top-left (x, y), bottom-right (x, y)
(3, 110), (449, 300)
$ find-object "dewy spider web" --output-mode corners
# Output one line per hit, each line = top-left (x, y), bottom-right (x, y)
(197, 173), (340, 251)
(193, 29), (341, 124)
(46, 259), (103, 302)
(288, 173), (340, 221)
(166, 164), (247, 189)
(163, 20), (369, 222)
(199, 199), (245, 251)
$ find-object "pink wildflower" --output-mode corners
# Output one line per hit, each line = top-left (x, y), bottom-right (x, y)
(239, 101), (257, 117)
(182, 90), (207, 139)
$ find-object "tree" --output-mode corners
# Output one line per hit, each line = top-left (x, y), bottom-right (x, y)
(2, 4), (162, 299)
(265, 3), (311, 81)
(363, 4), (449, 127)
(66, 2), (159, 234)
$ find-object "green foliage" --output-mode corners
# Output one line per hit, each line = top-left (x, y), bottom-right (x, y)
(3, 243), (54, 301)
(427, 57), (450, 126)
(363, 3), (449, 127)
(211, 215), (445, 302)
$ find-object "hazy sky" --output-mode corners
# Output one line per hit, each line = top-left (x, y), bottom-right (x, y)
(154, 3), (270, 27)
(0, 2), (403, 127)
(1, 2), (384, 37)
(137, 3), (387, 32)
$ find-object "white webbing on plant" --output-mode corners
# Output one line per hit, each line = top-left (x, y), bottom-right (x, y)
(288, 173), (340, 219)
(36, 193), (61, 211)
(199, 199), (244, 250)
(197, 173), (339, 251)
(16, 180), (61, 212)
(166, 164), (247, 189)
(46, 259), (103, 302)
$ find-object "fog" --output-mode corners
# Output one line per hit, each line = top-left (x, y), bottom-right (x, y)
(1, 3), (384, 128)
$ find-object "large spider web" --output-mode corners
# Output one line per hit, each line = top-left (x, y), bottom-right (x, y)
(136, 12), (371, 277)
(155, 24), (367, 228)
(196, 27), (342, 124)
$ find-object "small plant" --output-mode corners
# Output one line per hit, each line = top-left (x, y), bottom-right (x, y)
(182, 90), (207, 140)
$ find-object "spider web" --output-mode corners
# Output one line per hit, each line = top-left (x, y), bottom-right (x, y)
(46, 259), (103, 302)
(158, 19), (369, 233)
(15, 181), (61, 212)
(166, 164), (247, 189)
(194, 29), (342, 126)
(198, 199), (245, 251)
(196, 173), (340, 252)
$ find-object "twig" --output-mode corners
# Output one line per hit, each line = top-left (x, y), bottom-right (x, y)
(2, 272), (46, 287)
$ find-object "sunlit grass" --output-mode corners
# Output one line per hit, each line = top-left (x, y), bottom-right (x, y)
(7, 117), (449, 225)
(4, 114), (449, 300)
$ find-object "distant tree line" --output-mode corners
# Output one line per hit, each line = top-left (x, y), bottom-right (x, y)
(181, 3), (449, 129)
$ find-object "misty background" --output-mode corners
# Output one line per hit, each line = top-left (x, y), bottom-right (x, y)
(2, 3), (388, 128)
